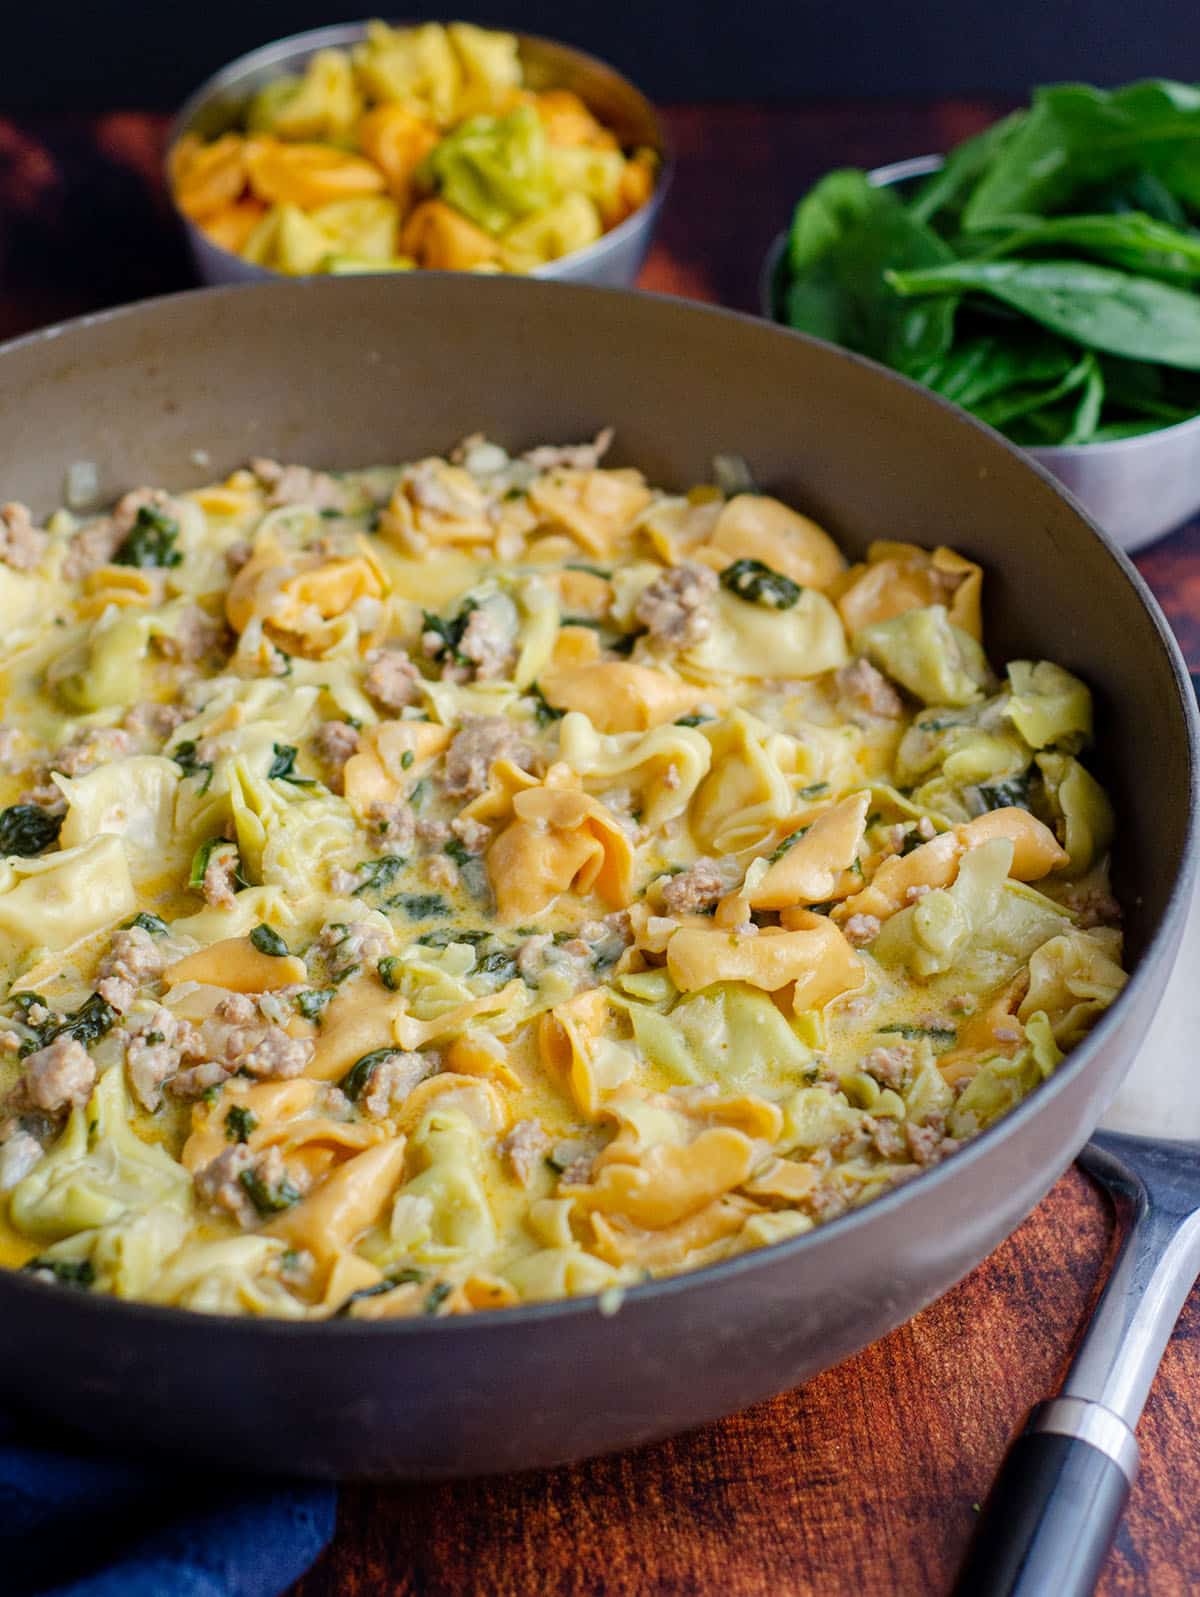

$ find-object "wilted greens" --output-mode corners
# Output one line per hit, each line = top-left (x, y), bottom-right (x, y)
(774, 80), (1200, 445)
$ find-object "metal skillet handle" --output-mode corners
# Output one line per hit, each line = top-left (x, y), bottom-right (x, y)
(952, 1130), (1200, 1597)
(951, 1399), (1135, 1597)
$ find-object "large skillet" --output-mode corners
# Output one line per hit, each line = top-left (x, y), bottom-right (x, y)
(0, 277), (1193, 1479)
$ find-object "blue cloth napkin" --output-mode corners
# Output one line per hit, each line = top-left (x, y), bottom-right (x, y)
(0, 1414), (336, 1597)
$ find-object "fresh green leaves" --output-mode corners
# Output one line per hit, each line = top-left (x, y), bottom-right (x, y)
(719, 558), (803, 609)
(782, 171), (957, 375)
(113, 505), (182, 568)
(776, 80), (1200, 446)
(962, 80), (1200, 229)
(0, 804), (62, 857)
(886, 260), (1200, 369)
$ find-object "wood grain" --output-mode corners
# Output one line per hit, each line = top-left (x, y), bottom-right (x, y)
(0, 99), (1196, 1596)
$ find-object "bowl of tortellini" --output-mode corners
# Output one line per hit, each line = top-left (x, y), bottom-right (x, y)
(168, 19), (668, 286)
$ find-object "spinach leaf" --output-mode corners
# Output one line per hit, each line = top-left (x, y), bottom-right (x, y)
(971, 352), (1097, 430)
(189, 837), (246, 893)
(239, 1167), (301, 1216)
(908, 112), (1026, 227)
(341, 1047), (400, 1102)
(24, 1258), (94, 1288)
(416, 928), (488, 949)
(976, 211), (1200, 282)
(113, 505), (182, 568)
(122, 911), (169, 935)
(769, 826), (809, 862)
(963, 80), (1200, 229)
(425, 1281), (453, 1315)
(529, 683), (564, 726)
(887, 259), (1200, 369)
(21, 992), (119, 1058)
(266, 743), (315, 785)
(295, 987), (336, 1020)
(0, 804), (62, 857)
(335, 1267), (427, 1316)
(249, 923), (289, 957)
(911, 332), (1078, 410)
(353, 856), (407, 897)
(224, 1106), (258, 1143)
(391, 893), (450, 920)
(720, 558), (802, 609)
(970, 771), (1035, 812)
(422, 600), (478, 666)
(878, 1022), (958, 1044)
(171, 740), (214, 794)
(1086, 169), (1189, 226)
(783, 174), (957, 373)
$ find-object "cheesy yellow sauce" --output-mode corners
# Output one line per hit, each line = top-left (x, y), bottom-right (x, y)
(0, 438), (1126, 1318)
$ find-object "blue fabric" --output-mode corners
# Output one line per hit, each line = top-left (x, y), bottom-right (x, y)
(0, 1414), (336, 1597)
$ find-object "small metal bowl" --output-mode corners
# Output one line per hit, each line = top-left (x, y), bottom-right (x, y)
(169, 21), (671, 290)
(761, 153), (1200, 552)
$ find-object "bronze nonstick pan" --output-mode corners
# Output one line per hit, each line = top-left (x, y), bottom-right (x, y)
(0, 276), (1193, 1479)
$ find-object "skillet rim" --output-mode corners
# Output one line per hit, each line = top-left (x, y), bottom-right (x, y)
(0, 274), (1195, 1338)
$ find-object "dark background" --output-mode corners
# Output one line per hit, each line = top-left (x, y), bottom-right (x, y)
(8, 2), (1200, 111)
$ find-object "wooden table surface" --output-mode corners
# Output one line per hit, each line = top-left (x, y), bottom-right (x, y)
(2, 97), (1198, 1597)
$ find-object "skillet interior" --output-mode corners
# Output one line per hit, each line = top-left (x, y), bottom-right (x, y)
(0, 276), (1193, 1478)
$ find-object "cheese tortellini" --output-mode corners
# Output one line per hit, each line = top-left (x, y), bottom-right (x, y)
(0, 436), (1123, 1320)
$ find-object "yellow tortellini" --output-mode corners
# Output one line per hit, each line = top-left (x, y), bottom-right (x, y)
(857, 605), (991, 707)
(11, 1069), (190, 1240)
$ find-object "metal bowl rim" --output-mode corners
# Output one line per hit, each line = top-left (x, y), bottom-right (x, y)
(165, 17), (673, 284)
(0, 271), (1194, 1338)
(761, 150), (1200, 458)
